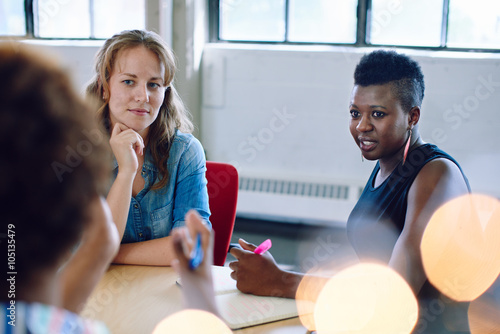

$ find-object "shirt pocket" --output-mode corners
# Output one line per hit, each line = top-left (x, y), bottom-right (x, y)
(150, 202), (174, 239)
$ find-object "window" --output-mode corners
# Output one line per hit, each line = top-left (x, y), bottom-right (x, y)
(93, 0), (145, 39)
(0, 0), (145, 39)
(213, 0), (500, 51)
(447, 0), (500, 49)
(36, 0), (91, 38)
(288, 0), (358, 44)
(0, 1), (26, 36)
(220, 0), (286, 42)
(368, 0), (443, 47)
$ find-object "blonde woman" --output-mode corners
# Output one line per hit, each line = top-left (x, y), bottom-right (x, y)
(87, 30), (210, 266)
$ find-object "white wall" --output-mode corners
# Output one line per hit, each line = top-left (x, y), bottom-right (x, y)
(23, 4), (500, 223)
(201, 44), (500, 199)
(23, 41), (102, 93)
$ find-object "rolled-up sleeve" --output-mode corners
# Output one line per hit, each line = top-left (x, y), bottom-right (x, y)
(171, 135), (211, 230)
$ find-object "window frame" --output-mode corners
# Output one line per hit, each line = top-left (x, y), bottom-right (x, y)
(209, 0), (500, 53)
(0, 0), (138, 41)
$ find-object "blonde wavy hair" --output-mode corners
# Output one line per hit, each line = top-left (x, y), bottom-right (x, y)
(86, 29), (193, 190)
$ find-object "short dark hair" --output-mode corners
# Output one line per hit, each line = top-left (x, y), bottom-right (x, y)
(0, 43), (111, 285)
(354, 50), (425, 112)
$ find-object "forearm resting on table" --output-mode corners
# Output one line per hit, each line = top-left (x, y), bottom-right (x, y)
(276, 271), (307, 299)
(60, 213), (119, 313)
(243, 269), (307, 299)
(113, 236), (176, 266)
(106, 172), (134, 239)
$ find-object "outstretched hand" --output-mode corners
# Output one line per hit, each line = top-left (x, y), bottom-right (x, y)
(229, 239), (295, 298)
(171, 210), (219, 315)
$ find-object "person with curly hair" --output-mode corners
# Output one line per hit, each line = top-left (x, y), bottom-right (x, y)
(229, 50), (471, 333)
(86, 30), (210, 266)
(0, 42), (120, 332)
(0, 41), (220, 333)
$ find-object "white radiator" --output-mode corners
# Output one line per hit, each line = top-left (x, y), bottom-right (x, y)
(236, 176), (364, 227)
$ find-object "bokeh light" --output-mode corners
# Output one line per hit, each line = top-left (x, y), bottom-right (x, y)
(314, 263), (418, 334)
(295, 259), (360, 331)
(152, 309), (231, 334)
(421, 194), (500, 301)
(296, 273), (326, 331)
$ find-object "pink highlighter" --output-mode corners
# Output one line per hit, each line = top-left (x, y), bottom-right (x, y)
(254, 239), (272, 255)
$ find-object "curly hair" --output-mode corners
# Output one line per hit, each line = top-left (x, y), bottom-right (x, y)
(354, 50), (425, 112)
(86, 29), (193, 191)
(0, 42), (111, 283)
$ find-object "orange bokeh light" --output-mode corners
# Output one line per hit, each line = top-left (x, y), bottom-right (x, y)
(296, 273), (327, 331)
(152, 309), (231, 334)
(313, 263), (418, 334)
(421, 194), (500, 301)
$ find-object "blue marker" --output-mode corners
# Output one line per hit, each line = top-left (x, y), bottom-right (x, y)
(189, 233), (204, 270)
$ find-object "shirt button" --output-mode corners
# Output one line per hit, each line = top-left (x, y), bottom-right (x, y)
(134, 204), (139, 209)
(138, 233), (143, 238)
(141, 170), (146, 175)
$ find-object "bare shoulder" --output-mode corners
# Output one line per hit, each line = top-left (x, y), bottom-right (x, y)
(417, 158), (468, 189)
(410, 157), (469, 208)
(403, 158), (469, 238)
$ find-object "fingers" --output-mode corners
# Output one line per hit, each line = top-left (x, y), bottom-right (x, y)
(173, 210), (213, 272)
(172, 229), (189, 267)
(110, 123), (145, 156)
(238, 238), (257, 251)
(228, 260), (238, 271)
(135, 143), (144, 156)
(229, 239), (255, 260)
(230, 268), (237, 281)
(229, 245), (245, 259)
(185, 210), (205, 234)
(111, 122), (129, 137)
(185, 210), (211, 255)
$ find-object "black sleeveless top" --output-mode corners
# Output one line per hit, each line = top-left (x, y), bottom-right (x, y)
(347, 144), (471, 333)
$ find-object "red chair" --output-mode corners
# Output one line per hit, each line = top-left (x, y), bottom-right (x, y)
(206, 161), (239, 266)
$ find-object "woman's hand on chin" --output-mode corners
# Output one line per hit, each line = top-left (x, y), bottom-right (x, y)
(109, 122), (145, 175)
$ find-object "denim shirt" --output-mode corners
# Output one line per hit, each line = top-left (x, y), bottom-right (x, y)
(111, 130), (211, 243)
